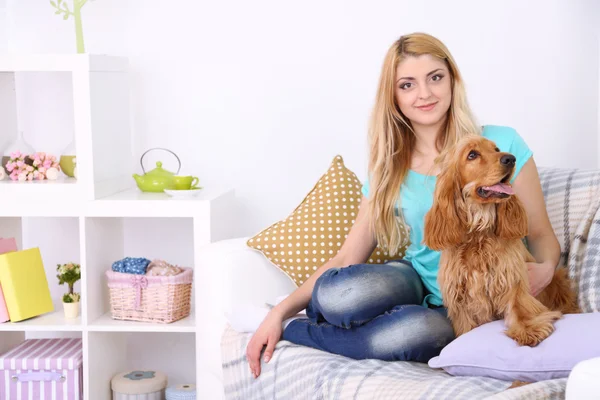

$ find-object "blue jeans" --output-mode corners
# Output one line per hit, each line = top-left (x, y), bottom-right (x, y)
(282, 261), (455, 363)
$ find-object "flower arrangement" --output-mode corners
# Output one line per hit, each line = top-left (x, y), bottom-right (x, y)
(57, 262), (81, 304)
(5, 151), (61, 181)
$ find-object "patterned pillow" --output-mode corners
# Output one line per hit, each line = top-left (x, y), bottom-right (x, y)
(247, 155), (408, 286)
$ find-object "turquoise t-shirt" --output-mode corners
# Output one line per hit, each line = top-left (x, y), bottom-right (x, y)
(361, 125), (533, 307)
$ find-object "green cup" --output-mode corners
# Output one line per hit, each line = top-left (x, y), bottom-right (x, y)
(59, 155), (77, 178)
(173, 175), (199, 190)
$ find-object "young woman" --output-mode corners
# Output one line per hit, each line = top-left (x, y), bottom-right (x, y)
(246, 32), (560, 378)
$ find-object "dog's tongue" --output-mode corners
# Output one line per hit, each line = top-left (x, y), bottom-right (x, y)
(483, 183), (514, 195)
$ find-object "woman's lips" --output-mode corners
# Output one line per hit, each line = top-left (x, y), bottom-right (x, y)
(416, 102), (437, 111)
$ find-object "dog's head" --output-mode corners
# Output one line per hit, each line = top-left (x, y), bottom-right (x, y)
(423, 136), (528, 250)
(442, 135), (517, 204)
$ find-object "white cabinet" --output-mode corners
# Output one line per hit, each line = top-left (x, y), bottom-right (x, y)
(0, 54), (236, 399)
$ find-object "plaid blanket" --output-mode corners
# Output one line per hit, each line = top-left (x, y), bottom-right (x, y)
(538, 167), (600, 312)
(221, 326), (568, 399)
(222, 167), (600, 399)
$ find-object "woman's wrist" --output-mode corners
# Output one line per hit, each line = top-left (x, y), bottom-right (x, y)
(270, 304), (287, 320)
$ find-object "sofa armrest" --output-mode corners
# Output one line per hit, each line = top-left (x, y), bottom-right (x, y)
(195, 237), (298, 399)
(566, 357), (600, 399)
(197, 237), (298, 318)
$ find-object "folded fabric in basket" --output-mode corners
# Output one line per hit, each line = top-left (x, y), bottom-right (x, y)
(112, 257), (151, 275)
(146, 259), (183, 276)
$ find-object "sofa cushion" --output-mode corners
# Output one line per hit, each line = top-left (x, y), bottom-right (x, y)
(428, 312), (600, 382)
(246, 155), (407, 286)
(196, 237), (297, 316)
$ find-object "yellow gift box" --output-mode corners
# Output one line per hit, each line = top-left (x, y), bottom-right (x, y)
(0, 247), (54, 322)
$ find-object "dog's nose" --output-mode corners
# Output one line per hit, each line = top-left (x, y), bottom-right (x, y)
(500, 154), (516, 167)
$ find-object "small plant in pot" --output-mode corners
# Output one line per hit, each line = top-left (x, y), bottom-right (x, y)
(57, 262), (81, 319)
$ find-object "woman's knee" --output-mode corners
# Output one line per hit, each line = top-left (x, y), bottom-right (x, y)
(311, 263), (424, 327)
(366, 305), (455, 363)
(311, 266), (361, 318)
(314, 263), (423, 308)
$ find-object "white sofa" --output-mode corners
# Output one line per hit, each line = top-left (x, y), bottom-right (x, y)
(199, 166), (600, 399)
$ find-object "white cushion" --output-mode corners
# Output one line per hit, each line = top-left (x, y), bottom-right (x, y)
(566, 357), (600, 399)
(196, 237), (297, 318)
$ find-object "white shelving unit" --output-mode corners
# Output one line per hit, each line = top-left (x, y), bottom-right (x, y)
(0, 54), (237, 399)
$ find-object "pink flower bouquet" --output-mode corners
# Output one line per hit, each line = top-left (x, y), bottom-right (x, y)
(5, 151), (61, 181)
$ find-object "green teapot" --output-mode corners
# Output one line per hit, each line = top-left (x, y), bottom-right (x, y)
(132, 148), (181, 193)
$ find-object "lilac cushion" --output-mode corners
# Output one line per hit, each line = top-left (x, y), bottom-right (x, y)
(428, 312), (600, 382)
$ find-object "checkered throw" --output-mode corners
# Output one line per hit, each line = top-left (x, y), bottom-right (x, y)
(222, 166), (600, 399)
(538, 167), (600, 312)
(221, 326), (568, 399)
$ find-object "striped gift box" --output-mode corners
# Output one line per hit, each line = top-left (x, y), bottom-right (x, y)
(0, 338), (83, 400)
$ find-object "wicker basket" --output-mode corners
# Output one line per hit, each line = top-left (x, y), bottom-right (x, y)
(106, 267), (193, 324)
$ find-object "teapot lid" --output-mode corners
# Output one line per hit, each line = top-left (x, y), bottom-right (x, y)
(140, 148), (181, 176)
(145, 161), (175, 177)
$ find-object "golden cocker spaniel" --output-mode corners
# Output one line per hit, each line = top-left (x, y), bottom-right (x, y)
(423, 135), (579, 347)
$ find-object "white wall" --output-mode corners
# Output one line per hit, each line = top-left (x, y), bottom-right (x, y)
(596, 3), (600, 169)
(0, 0), (6, 52)
(4, 0), (600, 236)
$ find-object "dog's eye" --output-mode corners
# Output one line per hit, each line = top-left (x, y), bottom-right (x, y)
(467, 150), (479, 160)
(495, 147), (500, 152)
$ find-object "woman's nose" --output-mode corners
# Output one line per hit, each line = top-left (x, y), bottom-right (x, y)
(418, 83), (432, 99)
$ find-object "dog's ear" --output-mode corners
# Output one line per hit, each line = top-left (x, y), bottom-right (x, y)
(495, 195), (528, 240)
(424, 164), (465, 250)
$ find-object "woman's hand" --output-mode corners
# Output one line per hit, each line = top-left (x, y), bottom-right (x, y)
(246, 309), (283, 379)
(527, 261), (555, 296)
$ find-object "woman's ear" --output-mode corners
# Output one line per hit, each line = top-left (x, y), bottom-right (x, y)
(495, 196), (529, 239)
(424, 165), (465, 250)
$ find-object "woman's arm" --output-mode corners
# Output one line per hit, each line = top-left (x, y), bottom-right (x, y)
(270, 195), (379, 320)
(512, 157), (561, 295)
(247, 195), (378, 377)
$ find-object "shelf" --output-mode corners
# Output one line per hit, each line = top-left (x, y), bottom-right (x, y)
(0, 185), (235, 217)
(88, 186), (235, 217)
(0, 311), (195, 333)
(0, 177), (80, 216)
(88, 331), (197, 399)
(88, 312), (196, 333)
(0, 311), (82, 332)
(0, 52), (236, 399)
(0, 53), (129, 72)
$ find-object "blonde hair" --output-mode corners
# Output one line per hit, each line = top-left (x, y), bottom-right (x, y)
(366, 32), (480, 253)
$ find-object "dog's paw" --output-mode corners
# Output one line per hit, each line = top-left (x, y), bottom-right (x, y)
(508, 380), (530, 389)
(506, 311), (562, 347)
(508, 323), (554, 347)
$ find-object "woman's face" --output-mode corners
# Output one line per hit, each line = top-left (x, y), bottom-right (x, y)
(395, 54), (452, 129)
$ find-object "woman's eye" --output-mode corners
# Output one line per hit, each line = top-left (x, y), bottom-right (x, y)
(431, 74), (444, 82)
(467, 150), (478, 160)
(400, 82), (412, 90)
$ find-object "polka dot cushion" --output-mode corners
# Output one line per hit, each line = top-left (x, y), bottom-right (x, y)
(247, 155), (408, 286)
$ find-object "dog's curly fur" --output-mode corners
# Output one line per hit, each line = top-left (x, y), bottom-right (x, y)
(423, 136), (580, 347)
